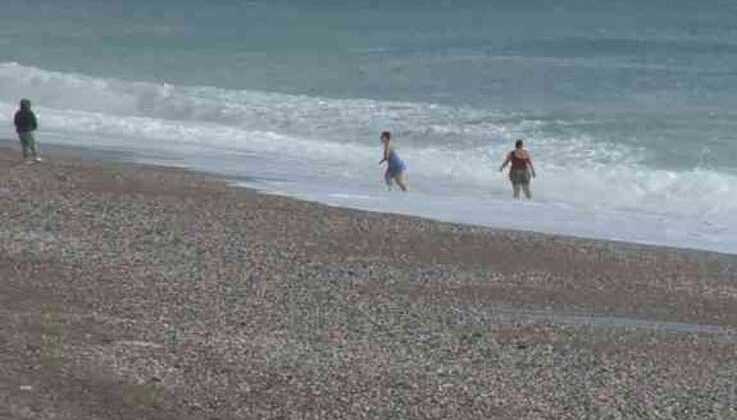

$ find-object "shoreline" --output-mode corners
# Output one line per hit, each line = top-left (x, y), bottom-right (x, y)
(2, 146), (736, 419)
(2, 144), (736, 325)
(3, 138), (734, 258)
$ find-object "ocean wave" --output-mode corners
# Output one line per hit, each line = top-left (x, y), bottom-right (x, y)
(1, 61), (736, 237)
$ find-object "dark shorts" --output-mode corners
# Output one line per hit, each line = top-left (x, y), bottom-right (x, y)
(386, 161), (406, 178)
(386, 168), (404, 178)
(509, 168), (531, 185)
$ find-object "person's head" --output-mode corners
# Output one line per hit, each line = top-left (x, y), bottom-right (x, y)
(381, 131), (391, 144)
(19, 98), (31, 109)
(515, 139), (524, 149)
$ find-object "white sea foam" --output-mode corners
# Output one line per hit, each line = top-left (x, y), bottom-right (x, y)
(1, 62), (736, 252)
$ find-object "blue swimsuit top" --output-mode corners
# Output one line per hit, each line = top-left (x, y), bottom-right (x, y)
(387, 149), (406, 172)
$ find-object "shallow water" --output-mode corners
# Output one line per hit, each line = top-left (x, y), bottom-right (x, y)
(485, 305), (736, 336)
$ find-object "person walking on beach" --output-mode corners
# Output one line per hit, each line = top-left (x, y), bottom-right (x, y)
(14, 99), (41, 163)
(379, 131), (408, 191)
(499, 139), (535, 199)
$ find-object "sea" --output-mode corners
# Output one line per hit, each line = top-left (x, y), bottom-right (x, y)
(1, 0), (736, 253)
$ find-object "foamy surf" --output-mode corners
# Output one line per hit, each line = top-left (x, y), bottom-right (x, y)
(1, 62), (736, 253)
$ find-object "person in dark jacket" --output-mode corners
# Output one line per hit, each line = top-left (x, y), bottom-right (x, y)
(14, 99), (41, 162)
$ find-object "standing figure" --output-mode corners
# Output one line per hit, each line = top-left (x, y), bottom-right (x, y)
(500, 139), (535, 199)
(379, 131), (408, 191)
(14, 99), (41, 163)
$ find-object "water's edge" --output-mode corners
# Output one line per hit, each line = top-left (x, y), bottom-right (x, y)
(4, 138), (734, 259)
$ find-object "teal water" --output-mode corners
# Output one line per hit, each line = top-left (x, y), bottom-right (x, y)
(1, 0), (737, 251)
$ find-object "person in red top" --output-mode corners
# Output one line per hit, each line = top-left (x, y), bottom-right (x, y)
(499, 139), (536, 199)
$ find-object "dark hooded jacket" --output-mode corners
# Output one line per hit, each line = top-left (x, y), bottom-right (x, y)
(14, 106), (37, 133)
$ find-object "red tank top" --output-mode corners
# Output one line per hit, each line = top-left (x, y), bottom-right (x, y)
(509, 150), (529, 170)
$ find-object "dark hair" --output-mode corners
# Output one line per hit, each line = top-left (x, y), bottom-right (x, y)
(381, 131), (391, 140)
(515, 139), (524, 149)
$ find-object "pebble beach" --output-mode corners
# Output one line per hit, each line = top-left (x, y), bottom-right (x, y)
(1, 147), (736, 419)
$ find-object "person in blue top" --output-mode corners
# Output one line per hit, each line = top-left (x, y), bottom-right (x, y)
(379, 131), (408, 191)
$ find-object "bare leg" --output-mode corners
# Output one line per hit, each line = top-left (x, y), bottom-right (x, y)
(395, 172), (408, 192)
(385, 171), (394, 191)
(512, 183), (521, 199)
(522, 183), (532, 199)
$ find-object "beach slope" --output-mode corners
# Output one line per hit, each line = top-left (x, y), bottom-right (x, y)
(1, 148), (735, 419)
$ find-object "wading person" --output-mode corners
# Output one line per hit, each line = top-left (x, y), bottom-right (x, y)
(379, 131), (408, 191)
(14, 99), (41, 163)
(499, 138), (535, 199)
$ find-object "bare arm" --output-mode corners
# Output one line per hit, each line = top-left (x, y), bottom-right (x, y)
(527, 154), (536, 177)
(499, 153), (510, 172)
(379, 144), (389, 164)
